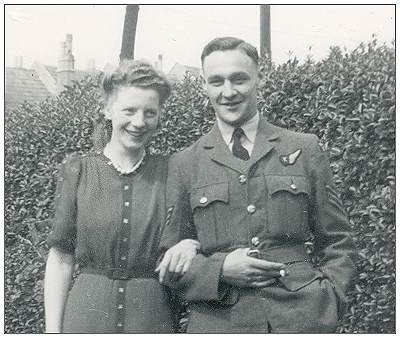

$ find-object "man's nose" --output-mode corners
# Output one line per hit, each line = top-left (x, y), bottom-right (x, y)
(130, 111), (146, 128)
(222, 81), (236, 98)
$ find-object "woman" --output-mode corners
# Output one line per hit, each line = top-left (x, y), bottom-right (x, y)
(44, 60), (198, 333)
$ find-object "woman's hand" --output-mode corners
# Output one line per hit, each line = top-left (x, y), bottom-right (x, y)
(156, 239), (200, 284)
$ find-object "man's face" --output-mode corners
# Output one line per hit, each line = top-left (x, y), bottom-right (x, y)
(202, 49), (260, 127)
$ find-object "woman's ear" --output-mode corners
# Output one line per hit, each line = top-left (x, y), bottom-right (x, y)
(104, 105), (112, 120)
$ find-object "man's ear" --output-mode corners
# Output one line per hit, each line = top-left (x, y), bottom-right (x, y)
(200, 72), (207, 91)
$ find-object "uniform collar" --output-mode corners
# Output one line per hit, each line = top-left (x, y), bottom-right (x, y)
(216, 112), (260, 146)
(202, 117), (280, 174)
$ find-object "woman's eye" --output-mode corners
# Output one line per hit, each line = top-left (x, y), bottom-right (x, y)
(124, 109), (136, 115)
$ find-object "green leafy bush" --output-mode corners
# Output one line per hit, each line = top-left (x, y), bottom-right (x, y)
(5, 39), (394, 333)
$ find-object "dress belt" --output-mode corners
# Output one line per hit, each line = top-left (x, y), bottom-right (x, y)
(81, 267), (158, 280)
(258, 244), (310, 263)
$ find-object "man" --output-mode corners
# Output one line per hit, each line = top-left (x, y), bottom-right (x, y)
(159, 37), (357, 333)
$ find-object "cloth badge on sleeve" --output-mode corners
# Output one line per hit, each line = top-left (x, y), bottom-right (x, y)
(164, 205), (175, 228)
(280, 149), (302, 166)
(325, 185), (346, 213)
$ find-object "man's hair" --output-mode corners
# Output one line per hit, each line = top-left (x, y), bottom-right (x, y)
(201, 36), (259, 66)
(102, 59), (171, 104)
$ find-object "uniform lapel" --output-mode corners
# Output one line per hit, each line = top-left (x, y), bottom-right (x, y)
(202, 124), (247, 173)
(248, 117), (280, 168)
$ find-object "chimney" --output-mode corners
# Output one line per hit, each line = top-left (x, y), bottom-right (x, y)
(154, 61), (159, 70)
(158, 54), (163, 71)
(57, 33), (75, 92)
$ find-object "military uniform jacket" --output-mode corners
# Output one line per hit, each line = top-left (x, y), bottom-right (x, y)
(160, 117), (357, 333)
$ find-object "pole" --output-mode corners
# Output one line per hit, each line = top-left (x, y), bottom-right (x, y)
(120, 5), (139, 62)
(260, 5), (271, 62)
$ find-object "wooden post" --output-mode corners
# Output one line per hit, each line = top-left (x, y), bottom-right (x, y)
(120, 5), (139, 62)
(260, 5), (271, 63)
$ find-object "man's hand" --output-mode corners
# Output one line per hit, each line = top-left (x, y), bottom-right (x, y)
(221, 248), (286, 288)
(156, 239), (200, 284)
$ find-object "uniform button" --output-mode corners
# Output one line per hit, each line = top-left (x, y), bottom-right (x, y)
(107, 161), (112, 165)
(121, 256), (127, 261)
(118, 288), (125, 293)
(118, 304), (124, 309)
(62, 159), (67, 164)
(238, 174), (247, 184)
(123, 218), (129, 224)
(124, 201), (130, 207)
(247, 205), (256, 214)
(117, 322), (123, 327)
(290, 183), (297, 190)
(251, 236), (260, 247)
(124, 185), (129, 190)
(122, 237), (128, 242)
(199, 197), (208, 204)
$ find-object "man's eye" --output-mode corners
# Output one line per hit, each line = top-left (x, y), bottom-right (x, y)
(145, 111), (157, 117)
(233, 78), (247, 84)
(209, 80), (223, 86)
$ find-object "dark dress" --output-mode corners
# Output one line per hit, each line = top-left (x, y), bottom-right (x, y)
(47, 151), (174, 333)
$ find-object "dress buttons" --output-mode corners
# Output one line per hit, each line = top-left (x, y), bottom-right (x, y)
(124, 185), (129, 190)
(124, 201), (130, 207)
(123, 218), (129, 224)
(238, 174), (247, 184)
(118, 287), (125, 293)
(247, 205), (256, 214)
(290, 183), (297, 190)
(200, 197), (208, 204)
(251, 236), (260, 247)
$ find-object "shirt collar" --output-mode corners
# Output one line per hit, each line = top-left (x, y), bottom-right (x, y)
(216, 112), (260, 145)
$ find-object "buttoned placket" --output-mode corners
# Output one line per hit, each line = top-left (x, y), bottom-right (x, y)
(114, 178), (133, 333)
(241, 165), (266, 250)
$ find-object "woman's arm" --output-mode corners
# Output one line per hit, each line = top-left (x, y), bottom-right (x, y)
(44, 247), (75, 333)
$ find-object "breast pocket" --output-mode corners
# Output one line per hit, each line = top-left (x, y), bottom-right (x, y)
(190, 182), (229, 251)
(265, 175), (311, 238)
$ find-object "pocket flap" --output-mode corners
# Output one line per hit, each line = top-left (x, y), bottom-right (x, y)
(279, 262), (323, 291)
(266, 175), (310, 196)
(190, 182), (229, 209)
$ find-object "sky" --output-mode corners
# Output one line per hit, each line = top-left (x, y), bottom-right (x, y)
(5, 4), (395, 74)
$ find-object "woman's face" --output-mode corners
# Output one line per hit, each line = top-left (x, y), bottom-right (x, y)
(106, 86), (161, 152)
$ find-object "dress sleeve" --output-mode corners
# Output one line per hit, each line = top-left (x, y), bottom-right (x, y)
(47, 155), (81, 255)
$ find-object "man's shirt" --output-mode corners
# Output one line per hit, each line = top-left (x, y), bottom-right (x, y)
(216, 112), (260, 156)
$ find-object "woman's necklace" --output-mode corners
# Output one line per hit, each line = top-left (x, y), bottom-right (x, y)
(103, 147), (146, 175)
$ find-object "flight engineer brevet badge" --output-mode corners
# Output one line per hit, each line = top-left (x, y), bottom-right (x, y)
(279, 149), (302, 166)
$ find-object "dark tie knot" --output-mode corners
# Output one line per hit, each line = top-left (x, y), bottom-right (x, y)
(232, 127), (249, 161)
(233, 127), (245, 140)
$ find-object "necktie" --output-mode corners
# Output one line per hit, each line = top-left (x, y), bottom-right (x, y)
(232, 127), (250, 161)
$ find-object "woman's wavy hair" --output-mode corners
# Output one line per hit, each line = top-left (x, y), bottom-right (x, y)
(92, 59), (171, 150)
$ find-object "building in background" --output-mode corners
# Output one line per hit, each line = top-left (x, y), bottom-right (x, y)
(5, 34), (98, 110)
(167, 62), (200, 82)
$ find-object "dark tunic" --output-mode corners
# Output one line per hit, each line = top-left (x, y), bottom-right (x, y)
(48, 151), (173, 333)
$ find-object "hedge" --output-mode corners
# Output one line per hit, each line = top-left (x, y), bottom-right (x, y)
(5, 38), (395, 333)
